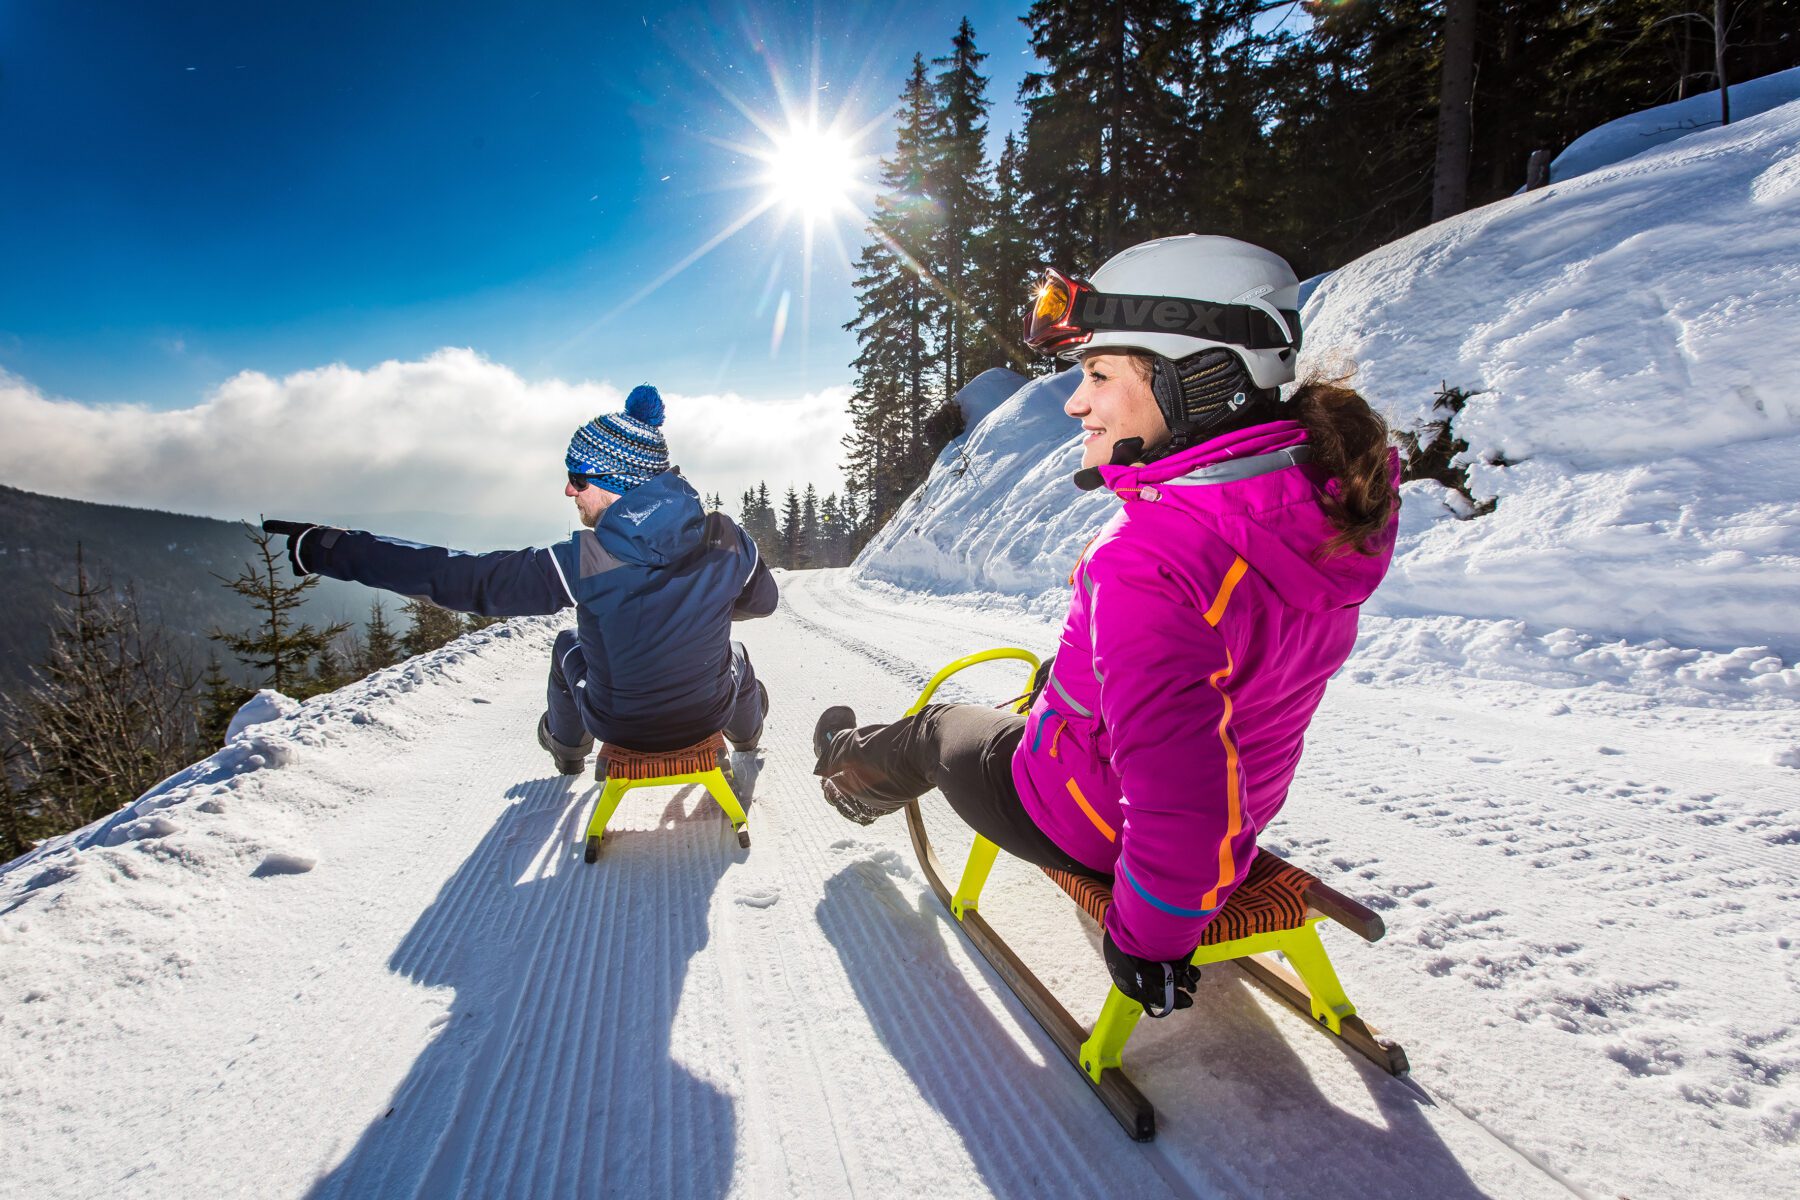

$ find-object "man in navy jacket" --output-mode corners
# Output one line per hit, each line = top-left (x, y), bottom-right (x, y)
(266, 385), (777, 774)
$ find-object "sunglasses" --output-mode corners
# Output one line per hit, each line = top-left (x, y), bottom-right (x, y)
(568, 472), (603, 492)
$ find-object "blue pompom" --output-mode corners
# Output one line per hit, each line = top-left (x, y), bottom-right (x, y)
(625, 384), (665, 428)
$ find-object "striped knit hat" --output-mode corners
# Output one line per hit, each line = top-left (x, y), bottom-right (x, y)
(565, 384), (669, 494)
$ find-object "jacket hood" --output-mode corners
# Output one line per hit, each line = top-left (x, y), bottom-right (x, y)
(594, 471), (706, 567)
(1096, 420), (1397, 613)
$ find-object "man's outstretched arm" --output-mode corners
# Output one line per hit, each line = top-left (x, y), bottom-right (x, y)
(265, 520), (574, 617)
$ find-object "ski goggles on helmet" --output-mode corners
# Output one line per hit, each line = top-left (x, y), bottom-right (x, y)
(1022, 267), (1301, 356)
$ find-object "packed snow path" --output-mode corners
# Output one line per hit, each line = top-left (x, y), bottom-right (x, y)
(4, 571), (1795, 1198)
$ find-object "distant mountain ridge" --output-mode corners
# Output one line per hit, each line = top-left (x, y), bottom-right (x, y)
(0, 485), (372, 696)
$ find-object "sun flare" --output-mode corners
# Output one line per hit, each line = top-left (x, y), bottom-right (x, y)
(762, 123), (860, 220)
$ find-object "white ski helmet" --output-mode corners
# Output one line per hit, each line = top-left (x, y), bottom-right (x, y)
(1057, 234), (1302, 390)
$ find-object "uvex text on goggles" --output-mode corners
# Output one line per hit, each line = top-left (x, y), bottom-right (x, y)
(1022, 268), (1301, 357)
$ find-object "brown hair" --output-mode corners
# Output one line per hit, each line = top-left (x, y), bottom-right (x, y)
(1291, 378), (1398, 558)
(1123, 353), (1397, 557)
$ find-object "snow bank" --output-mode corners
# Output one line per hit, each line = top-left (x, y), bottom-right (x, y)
(1551, 67), (1800, 183)
(1308, 93), (1800, 658)
(855, 90), (1800, 681)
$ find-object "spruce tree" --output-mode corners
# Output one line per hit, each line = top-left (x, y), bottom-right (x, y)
(974, 131), (1037, 372)
(21, 554), (202, 835)
(197, 655), (252, 746)
(361, 599), (401, 672)
(800, 485), (820, 569)
(212, 525), (349, 696)
(1017, 0), (1197, 269)
(401, 598), (464, 658)
(779, 487), (804, 569)
(844, 55), (945, 527)
(929, 19), (995, 399)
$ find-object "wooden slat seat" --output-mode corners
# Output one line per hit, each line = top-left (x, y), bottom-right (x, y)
(600, 732), (727, 780)
(1042, 848), (1386, 947)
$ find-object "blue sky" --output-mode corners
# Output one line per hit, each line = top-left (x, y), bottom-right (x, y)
(0, 1), (1033, 422)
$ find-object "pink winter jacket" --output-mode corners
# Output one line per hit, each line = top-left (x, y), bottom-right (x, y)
(1010, 420), (1398, 962)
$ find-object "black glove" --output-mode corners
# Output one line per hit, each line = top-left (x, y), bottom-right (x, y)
(262, 519), (326, 577)
(1103, 929), (1200, 1018)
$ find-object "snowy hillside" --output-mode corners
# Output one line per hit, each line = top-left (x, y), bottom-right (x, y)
(857, 90), (1800, 687)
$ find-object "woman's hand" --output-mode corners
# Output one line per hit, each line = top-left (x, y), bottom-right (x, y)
(1103, 930), (1201, 1017)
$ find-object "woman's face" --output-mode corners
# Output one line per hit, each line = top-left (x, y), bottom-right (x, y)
(1065, 351), (1170, 470)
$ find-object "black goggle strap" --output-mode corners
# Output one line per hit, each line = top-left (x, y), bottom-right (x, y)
(1072, 290), (1300, 351)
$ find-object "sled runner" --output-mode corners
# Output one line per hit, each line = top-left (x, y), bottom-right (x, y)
(581, 732), (749, 861)
(904, 649), (1408, 1141)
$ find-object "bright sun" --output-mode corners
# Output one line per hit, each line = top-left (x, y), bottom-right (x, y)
(763, 124), (859, 220)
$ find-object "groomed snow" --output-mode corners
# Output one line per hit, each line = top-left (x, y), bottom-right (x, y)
(2, 580), (1795, 1197)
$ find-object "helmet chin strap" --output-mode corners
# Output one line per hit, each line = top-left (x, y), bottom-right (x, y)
(1146, 349), (1284, 460)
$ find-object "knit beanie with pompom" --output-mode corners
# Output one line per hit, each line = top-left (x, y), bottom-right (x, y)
(566, 384), (670, 494)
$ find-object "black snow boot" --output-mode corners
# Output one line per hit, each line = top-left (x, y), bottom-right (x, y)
(812, 705), (910, 826)
(730, 680), (770, 754)
(537, 713), (592, 776)
(812, 706), (857, 768)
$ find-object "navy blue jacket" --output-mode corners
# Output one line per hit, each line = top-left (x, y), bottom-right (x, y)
(301, 471), (778, 750)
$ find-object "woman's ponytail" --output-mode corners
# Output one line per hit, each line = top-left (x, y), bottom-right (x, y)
(1292, 379), (1399, 558)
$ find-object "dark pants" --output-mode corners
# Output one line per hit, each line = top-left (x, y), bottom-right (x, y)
(545, 629), (764, 749)
(816, 702), (1094, 876)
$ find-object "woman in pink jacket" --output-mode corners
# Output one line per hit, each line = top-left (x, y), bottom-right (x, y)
(813, 235), (1400, 1018)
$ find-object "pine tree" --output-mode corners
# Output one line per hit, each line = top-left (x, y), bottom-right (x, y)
(1017, 0), (1198, 270)
(197, 655), (252, 747)
(779, 487), (804, 569)
(929, 19), (996, 399)
(844, 55), (946, 528)
(800, 485), (820, 569)
(212, 525), (349, 695)
(401, 598), (464, 658)
(361, 599), (401, 673)
(973, 131), (1037, 372)
(18, 553), (202, 836)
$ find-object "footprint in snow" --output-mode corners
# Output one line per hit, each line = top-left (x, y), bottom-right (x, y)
(734, 884), (781, 909)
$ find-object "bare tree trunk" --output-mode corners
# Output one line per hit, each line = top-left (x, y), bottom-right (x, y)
(1432, 0), (1478, 221)
(1714, 0), (1730, 125)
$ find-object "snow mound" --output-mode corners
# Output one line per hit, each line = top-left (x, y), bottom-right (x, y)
(1551, 67), (1800, 183)
(225, 688), (302, 741)
(1307, 92), (1800, 657)
(955, 366), (1030, 428)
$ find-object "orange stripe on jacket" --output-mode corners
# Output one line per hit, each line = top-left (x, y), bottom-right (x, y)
(1199, 556), (1248, 909)
(1065, 777), (1116, 842)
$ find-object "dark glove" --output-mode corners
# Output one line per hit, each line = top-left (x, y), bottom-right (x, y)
(1103, 929), (1200, 1018)
(262, 519), (327, 577)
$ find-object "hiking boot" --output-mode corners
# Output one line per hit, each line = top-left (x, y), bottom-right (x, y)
(812, 705), (857, 767)
(730, 680), (770, 754)
(537, 714), (592, 776)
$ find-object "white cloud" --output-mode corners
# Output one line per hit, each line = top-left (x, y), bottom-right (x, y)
(0, 350), (851, 547)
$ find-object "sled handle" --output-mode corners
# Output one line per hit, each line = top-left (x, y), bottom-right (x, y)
(906, 648), (1042, 717)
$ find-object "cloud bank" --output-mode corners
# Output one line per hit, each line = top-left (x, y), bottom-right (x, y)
(0, 350), (851, 548)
